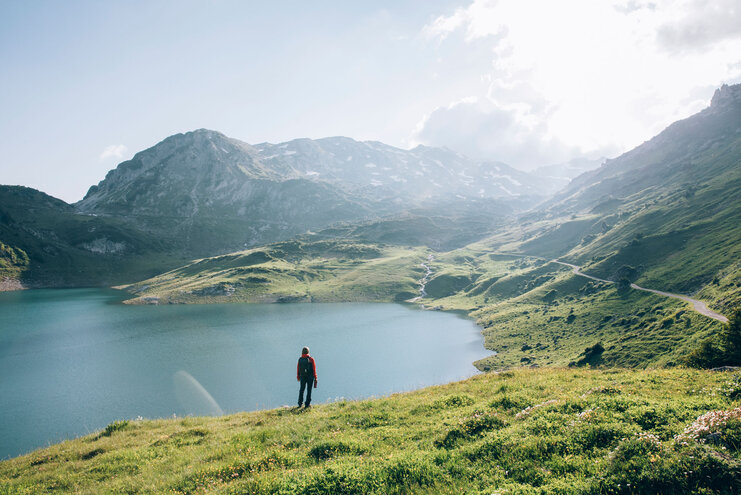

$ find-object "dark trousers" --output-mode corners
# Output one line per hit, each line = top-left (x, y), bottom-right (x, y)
(298, 376), (314, 406)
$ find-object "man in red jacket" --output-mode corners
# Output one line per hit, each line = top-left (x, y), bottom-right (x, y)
(297, 346), (317, 408)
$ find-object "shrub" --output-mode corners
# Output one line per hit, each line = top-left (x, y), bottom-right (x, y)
(433, 394), (475, 409)
(686, 308), (741, 368)
(102, 420), (129, 437)
(436, 411), (506, 449)
(570, 343), (605, 367)
(489, 393), (530, 411)
(572, 422), (634, 451)
(308, 441), (365, 461)
(601, 433), (741, 494)
(676, 407), (741, 451)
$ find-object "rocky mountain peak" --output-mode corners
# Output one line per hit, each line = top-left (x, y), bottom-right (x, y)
(710, 83), (741, 109)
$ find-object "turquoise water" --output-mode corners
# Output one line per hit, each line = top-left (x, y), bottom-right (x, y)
(0, 289), (489, 459)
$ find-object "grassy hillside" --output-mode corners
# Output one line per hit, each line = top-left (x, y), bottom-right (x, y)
(513, 86), (741, 317)
(2, 368), (739, 494)
(0, 186), (187, 288)
(121, 240), (427, 305)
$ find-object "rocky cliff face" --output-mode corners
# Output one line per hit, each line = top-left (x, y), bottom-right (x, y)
(710, 83), (741, 110)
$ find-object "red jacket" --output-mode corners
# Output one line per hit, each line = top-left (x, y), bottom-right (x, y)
(297, 354), (317, 380)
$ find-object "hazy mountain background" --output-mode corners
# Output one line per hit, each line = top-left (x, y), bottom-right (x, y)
(1, 130), (574, 287)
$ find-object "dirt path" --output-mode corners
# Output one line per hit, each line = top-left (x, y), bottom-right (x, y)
(408, 254), (434, 303)
(549, 260), (728, 323)
(628, 283), (729, 323)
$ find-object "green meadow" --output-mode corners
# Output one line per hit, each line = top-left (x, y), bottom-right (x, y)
(2, 368), (739, 494)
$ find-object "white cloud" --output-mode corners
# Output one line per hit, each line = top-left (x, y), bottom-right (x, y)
(99, 144), (128, 161)
(416, 0), (741, 168)
(656, 0), (741, 52)
(414, 97), (580, 169)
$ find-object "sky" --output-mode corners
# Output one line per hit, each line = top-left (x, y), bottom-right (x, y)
(1, 0), (740, 203)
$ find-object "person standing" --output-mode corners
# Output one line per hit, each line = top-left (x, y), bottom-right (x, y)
(297, 346), (317, 408)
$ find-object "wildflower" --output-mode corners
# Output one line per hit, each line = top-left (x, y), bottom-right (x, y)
(515, 399), (558, 419)
(675, 406), (741, 444)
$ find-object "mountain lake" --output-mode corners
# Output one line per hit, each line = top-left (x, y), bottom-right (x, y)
(0, 288), (490, 459)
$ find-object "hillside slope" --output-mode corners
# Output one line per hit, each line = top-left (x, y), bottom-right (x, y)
(503, 83), (741, 310)
(0, 186), (186, 288)
(440, 86), (741, 369)
(1, 368), (739, 494)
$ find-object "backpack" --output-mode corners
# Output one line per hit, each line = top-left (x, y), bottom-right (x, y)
(298, 356), (312, 379)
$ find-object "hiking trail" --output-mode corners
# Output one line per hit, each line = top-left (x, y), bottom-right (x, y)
(548, 259), (728, 323)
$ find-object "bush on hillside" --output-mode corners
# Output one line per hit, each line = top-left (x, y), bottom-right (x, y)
(569, 342), (605, 367)
(686, 309), (741, 368)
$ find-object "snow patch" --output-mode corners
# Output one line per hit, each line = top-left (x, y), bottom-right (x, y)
(488, 174), (522, 186)
(499, 185), (519, 196)
(365, 163), (376, 168)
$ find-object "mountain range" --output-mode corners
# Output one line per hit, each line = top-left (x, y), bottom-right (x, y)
(1, 130), (569, 287)
(75, 130), (562, 253)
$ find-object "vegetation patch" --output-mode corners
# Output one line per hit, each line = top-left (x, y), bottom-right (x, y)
(101, 420), (129, 437)
(308, 441), (365, 461)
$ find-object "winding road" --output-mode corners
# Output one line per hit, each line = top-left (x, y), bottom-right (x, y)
(549, 260), (729, 323)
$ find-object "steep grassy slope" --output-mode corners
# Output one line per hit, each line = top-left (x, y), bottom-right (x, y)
(514, 84), (741, 316)
(2, 368), (739, 494)
(0, 186), (186, 288)
(414, 84), (741, 371)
